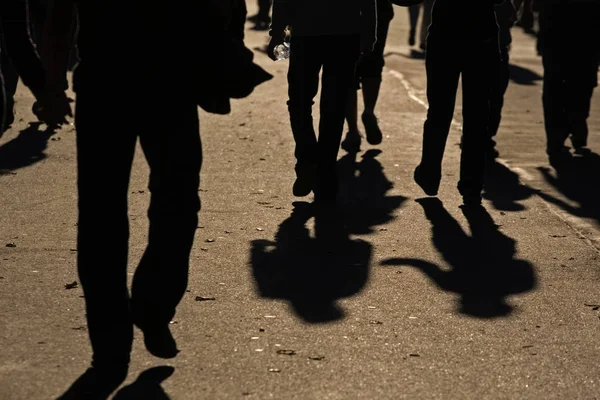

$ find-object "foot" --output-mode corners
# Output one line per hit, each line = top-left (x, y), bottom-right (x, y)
(341, 131), (362, 153)
(293, 163), (316, 197)
(57, 364), (128, 400)
(548, 147), (572, 169)
(139, 324), (180, 359)
(574, 146), (591, 156)
(414, 164), (441, 196)
(362, 111), (383, 145)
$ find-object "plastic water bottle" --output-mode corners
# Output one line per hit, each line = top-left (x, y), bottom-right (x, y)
(273, 42), (290, 61)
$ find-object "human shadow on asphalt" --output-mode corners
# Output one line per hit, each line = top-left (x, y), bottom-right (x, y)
(508, 64), (542, 85)
(483, 160), (539, 211)
(112, 366), (174, 400)
(250, 149), (406, 323)
(0, 122), (55, 175)
(57, 366), (174, 400)
(382, 198), (537, 318)
(537, 151), (600, 227)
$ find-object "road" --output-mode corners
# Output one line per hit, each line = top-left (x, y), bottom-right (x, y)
(1, 5), (600, 399)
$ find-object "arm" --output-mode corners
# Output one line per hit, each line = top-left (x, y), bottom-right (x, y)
(360, 0), (378, 54)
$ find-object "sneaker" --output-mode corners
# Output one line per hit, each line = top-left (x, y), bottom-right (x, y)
(414, 164), (441, 196)
(293, 163), (316, 197)
(461, 194), (483, 208)
(362, 111), (383, 145)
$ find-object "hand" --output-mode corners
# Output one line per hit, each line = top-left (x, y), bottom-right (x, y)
(268, 33), (285, 61)
(34, 89), (73, 128)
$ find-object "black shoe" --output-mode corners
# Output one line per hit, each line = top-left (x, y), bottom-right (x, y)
(139, 324), (179, 359)
(414, 165), (440, 196)
(293, 163), (316, 197)
(408, 29), (416, 46)
(362, 111), (382, 145)
(341, 131), (362, 153)
(57, 364), (128, 400)
(548, 147), (572, 169)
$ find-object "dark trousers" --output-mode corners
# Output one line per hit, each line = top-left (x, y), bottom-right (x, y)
(542, 51), (596, 152)
(287, 35), (360, 170)
(489, 46), (510, 141)
(421, 36), (499, 195)
(257, 0), (271, 21)
(75, 73), (202, 365)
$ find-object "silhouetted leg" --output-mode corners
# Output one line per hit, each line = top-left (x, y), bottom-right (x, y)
(287, 36), (321, 166)
(566, 61), (596, 150)
(488, 47), (510, 154)
(420, 0), (434, 50)
(75, 87), (136, 368)
(131, 99), (201, 329)
(459, 40), (496, 200)
(317, 35), (360, 199)
(541, 51), (569, 156)
(257, 0), (271, 22)
(408, 5), (420, 46)
(0, 35), (18, 131)
(420, 39), (460, 175)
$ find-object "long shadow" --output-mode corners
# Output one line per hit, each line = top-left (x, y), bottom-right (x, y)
(537, 151), (600, 227)
(0, 122), (55, 174)
(113, 366), (174, 400)
(483, 160), (539, 212)
(250, 149), (406, 323)
(382, 198), (537, 318)
(508, 63), (542, 86)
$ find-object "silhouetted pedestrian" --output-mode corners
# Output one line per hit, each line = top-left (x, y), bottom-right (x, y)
(0, 0), (68, 133)
(343, 0), (394, 151)
(43, 1), (270, 398)
(268, 0), (377, 204)
(538, 0), (600, 166)
(488, 0), (518, 159)
(248, 0), (272, 30)
(414, 0), (504, 207)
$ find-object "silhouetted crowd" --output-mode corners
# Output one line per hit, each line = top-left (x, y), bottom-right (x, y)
(0, 0), (598, 398)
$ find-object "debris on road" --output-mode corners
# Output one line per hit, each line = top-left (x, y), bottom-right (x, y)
(276, 349), (296, 356)
(64, 281), (78, 290)
(195, 296), (216, 302)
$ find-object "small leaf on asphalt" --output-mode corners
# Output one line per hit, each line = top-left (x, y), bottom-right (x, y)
(65, 281), (79, 290)
(195, 296), (216, 302)
(276, 349), (296, 356)
(409, 354), (420, 357)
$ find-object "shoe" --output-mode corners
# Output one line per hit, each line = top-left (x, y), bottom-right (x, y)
(341, 131), (362, 153)
(293, 163), (316, 197)
(414, 164), (440, 196)
(57, 364), (128, 400)
(138, 323), (179, 359)
(362, 111), (383, 145)
(548, 147), (572, 169)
